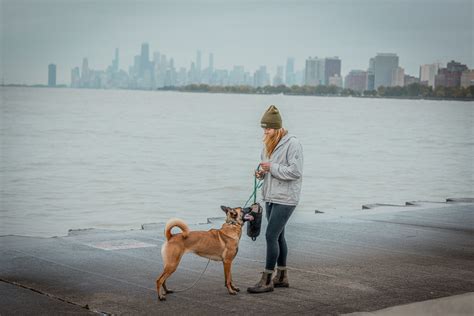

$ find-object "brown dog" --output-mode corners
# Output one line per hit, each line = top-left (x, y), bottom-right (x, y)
(155, 205), (254, 301)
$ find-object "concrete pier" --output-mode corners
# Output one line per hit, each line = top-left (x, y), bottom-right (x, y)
(1, 200), (473, 315)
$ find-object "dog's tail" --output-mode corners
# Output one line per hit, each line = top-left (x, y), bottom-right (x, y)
(164, 218), (190, 241)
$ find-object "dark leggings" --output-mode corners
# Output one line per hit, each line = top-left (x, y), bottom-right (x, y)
(265, 202), (295, 271)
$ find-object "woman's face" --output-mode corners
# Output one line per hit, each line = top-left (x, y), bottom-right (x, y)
(263, 128), (276, 137)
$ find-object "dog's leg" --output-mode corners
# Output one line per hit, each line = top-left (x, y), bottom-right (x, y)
(156, 246), (183, 301)
(156, 264), (179, 301)
(163, 280), (174, 294)
(223, 259), (239, 294)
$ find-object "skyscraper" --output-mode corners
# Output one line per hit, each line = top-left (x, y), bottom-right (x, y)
(209, 53), (214, 73)
(373, 53), (399, 89)
(196, 50), (202, 71)
(81, 58), (89, 87)
(48, 64), (56, 86)
(140, 43), (150, 77)
(285, 57), (295, 86)
(324, 57), (341, 86)
(391, 67), (405, 87)
(196, 50), (202, 83)
(70, 67), (80, 88)
(273, 66), (284, 86)
(305, 57), (324, 86)
(206, 53), (214, 85)
(367, 58), (375, 90)
(419, 63), (441, 87)
(230, 66), (245, 85)
(254, 66), (270, 87)
(112, 48), (119, 73)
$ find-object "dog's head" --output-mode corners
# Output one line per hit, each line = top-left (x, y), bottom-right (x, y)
(220, 206), (254, 226)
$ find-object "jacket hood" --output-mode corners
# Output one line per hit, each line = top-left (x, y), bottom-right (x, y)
(274, 133), (296, 151)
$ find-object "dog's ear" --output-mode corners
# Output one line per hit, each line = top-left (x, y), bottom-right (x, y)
(221, 205), (230, 213)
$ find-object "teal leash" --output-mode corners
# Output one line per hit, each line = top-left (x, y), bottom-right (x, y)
(244, 164), (264, 208)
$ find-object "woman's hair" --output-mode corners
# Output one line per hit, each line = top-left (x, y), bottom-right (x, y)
(264, 128), (288, 158)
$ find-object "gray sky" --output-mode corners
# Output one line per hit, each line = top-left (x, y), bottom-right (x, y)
(1, 0), (473, 85)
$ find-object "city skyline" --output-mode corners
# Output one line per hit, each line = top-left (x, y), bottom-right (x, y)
(51, 41), (470, 92)
(2, 0), (472, 85)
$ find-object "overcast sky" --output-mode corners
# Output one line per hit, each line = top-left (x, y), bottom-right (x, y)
(1, 0), (473, 85)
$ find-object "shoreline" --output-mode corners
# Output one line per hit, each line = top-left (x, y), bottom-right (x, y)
(2, 84), (473, 102)
(2, 197), (471, 240)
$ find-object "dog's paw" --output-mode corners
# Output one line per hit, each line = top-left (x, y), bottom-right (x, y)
(158, 295), (167, 301)
(165, 289), (174, 294)
(231, 285), (240, 292)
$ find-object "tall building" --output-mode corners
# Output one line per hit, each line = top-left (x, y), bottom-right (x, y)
(295, 70), (304, 86)
(214, 69), (229, 86)
(48, 64), (56, 86)
(177, 67), (187, 86)
(229, 66), (245, 85)
(196, 50), (202, 83)
(318, 59), (325, 85)
(153, 51), (161, 65)
(112, 48), (119, 73)
(163, 58), (177, 87)
(374, 53), (399, 89)
(196, 50), (202, 71)
(208, 53), (214, 73)
(305, 57), (324, 86)
(305, 57), (317, 86)
(434, 60), (468, 88)
(367, 58), (375, 90)
(188, 62), (197, 84)
(273, 66), (284, 86)
(81, 58), (89, 87)
(285, 57), (295, 86)
(324, 57), (341, 86)
(419, 63), (441, 87)
(254, 66), (270, 87)
(132, 55), (140, 77)
(70, 67), (80, 88)
(460, 70), (474, 88)
(202, 52), (214, 85)
(391, 67), (405, 87)
(344, 70), (368, 92)
(140, 43), (150, 77)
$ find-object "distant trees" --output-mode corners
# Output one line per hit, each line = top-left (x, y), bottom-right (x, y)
(377, 83), (474, 99)
(159, 83), (473, 100)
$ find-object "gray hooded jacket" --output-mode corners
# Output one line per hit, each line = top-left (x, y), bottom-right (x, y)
(261, 133), (303, 206)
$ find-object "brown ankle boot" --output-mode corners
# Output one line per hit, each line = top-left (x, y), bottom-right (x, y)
(247, 272), (274, 293)
(273, 268), (289, 287)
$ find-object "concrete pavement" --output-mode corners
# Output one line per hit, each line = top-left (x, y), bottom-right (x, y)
(1, 199), (473, 315)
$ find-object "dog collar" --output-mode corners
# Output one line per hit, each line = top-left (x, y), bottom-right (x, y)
(226, 219), (242, 226)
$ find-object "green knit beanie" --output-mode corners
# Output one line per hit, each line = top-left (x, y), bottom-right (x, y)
(260, 105), (282, 129)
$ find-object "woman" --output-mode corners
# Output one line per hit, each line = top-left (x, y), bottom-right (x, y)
(247, 105), (303, 294)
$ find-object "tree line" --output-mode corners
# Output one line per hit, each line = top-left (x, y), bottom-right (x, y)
(159, 83), (474, 100)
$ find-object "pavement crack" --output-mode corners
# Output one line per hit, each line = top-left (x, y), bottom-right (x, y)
(0, 278), (111, 315)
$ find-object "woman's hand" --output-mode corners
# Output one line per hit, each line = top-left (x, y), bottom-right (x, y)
(255, 170), (266, 180)
(259, 162), (271, 172)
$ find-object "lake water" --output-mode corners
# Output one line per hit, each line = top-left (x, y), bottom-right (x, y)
(1, 87), (473, 237)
